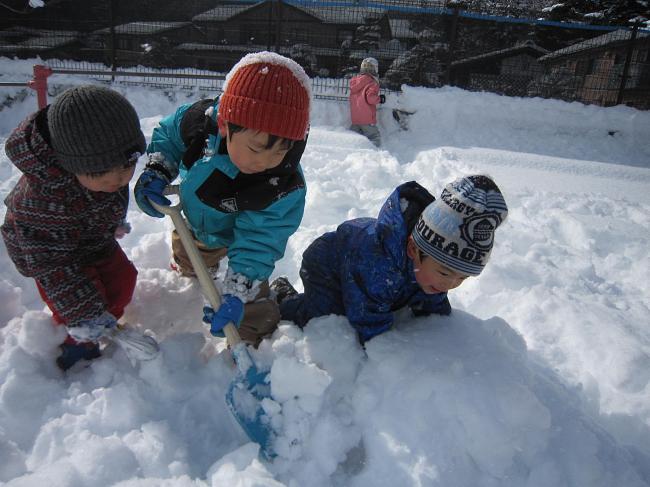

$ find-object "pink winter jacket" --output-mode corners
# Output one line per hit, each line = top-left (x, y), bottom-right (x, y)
(349, 74), (381, 126)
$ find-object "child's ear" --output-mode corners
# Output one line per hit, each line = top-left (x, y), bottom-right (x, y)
(217, 116), (227, 137)
(406, 236), (418, 261)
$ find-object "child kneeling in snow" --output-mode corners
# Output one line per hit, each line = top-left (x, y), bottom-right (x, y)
(134, 52), (311, 347)
(1, 86), (146, 370)
(272, 176), (508, 344)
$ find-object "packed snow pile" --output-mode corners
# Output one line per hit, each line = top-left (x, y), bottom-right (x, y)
(1, 58), (649, 486)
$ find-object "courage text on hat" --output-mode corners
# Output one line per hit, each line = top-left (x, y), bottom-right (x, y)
(415, 218), (487, 265)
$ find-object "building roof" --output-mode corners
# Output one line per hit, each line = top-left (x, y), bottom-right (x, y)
(192, 1), (385, 25)
(175, 42), (341, 56)
(95, 22), (192, 36)
(174, 41), (407, 63)
(288, 3), (386, 24)
(19, 31), (80, 49)
(193, 3), (258, 22)
(452, 40), (548, 67)
(0, 29), (80, 51)
(539, 29), (650, 61)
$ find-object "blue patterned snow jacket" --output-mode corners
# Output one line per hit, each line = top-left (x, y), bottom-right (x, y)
(280, 181), (451, 342)
(147, 99), (306, 283)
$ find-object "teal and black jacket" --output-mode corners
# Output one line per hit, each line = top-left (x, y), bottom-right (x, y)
(147, 99), (307, 282)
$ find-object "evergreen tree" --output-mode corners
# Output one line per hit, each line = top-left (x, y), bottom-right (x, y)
(384, 28), (449, 90)
(337, 38), (358, 77)
(289, 43), (318, 77)
(459, 0), (539, 17)
(602, 0), (650, 25)
(541, 0), (649, 26)
(356, 21), (382, 52)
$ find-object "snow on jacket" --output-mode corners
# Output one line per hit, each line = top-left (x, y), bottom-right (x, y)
(289, 181), (449, 342)
(1, 109), (128, 325)
(147, 99), (306, 282)
(349, 73), (381, 126)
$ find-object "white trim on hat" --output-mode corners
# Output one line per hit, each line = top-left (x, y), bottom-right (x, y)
(222, 51), (313, 111)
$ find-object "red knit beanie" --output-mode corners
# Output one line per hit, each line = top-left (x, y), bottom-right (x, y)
(218, 51), (312, 141)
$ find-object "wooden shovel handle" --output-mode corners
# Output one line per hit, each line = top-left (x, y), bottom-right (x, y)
(150, 186), (243, 347)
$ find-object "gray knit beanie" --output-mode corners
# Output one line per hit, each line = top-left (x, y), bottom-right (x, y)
(48, 85), (146, 174)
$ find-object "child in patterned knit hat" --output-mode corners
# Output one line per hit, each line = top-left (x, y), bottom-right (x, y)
(134, 51), (311, 347)
(273, 175), (507, 344)
(1, 85), (146, 370)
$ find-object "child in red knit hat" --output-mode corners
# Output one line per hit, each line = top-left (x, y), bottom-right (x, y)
(134, 51), (311, 346)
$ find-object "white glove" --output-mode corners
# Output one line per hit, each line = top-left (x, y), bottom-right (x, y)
(67, 311), (117, 342)
(222, 268), (261, 303)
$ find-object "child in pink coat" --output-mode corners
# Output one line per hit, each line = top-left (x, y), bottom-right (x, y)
(349, 57), (385, 146)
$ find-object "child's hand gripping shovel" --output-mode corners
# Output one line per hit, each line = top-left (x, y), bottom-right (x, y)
(150, 186), (276, 459)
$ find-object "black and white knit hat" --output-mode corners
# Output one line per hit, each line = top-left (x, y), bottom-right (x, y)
(412, 175), (508, 276)
(48, 85), (146, 174)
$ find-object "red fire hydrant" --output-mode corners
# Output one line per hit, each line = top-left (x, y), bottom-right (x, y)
(29, 65), (53, 109)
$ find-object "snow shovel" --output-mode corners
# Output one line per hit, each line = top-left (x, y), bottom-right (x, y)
(108, 325), (160, 363)
(150, 187), (276, 459)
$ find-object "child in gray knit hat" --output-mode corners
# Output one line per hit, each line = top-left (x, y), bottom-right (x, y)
(1, 85), (146, 370)
(273, 175), (508, 344)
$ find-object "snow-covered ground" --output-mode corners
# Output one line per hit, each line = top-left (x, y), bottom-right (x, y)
(1, 58), (649, 486)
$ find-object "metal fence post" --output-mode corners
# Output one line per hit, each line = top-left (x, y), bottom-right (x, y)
(109, 0), (117, 81)
(616, 23), (640, 106)
(445, 6), (460, 86)
(275, 0), (283, 53)
(267, 0), (273, 51)
(29, 65), (53, 109)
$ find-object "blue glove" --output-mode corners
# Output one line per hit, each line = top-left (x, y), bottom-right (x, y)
(202, 295), (245, 337)
(67, 311), (117, 342)
(134, 169), (171, 218)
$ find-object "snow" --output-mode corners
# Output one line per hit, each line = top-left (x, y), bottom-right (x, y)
(541, 4), (564, 13)
(1, 57), (650, 486)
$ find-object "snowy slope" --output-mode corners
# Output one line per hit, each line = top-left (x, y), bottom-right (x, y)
(1, 62), (649, 486)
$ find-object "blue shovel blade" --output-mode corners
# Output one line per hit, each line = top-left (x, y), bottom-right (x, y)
(226, 344), (276, 459)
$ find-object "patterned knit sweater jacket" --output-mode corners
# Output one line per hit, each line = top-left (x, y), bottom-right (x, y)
(1, 109), (128, 325)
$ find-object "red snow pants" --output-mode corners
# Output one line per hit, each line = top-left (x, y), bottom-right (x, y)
(37, 246), (137, 333)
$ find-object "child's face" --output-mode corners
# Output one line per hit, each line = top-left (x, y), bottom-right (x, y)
(407, 237), (469, 294)
(75, 164), (136, 193)
(225, 126), (291, 174)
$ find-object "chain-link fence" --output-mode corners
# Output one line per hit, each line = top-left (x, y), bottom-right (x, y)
(1, 0), (649, 108)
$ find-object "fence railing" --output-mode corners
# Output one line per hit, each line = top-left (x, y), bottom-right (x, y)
(1, 0), (649, 109)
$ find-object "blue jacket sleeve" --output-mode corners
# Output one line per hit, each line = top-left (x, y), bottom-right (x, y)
(340, 249), (401, 342)
(409, 293), (451, 317)
(228, 187), (306, 282)
(146, 103), (195, 180)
